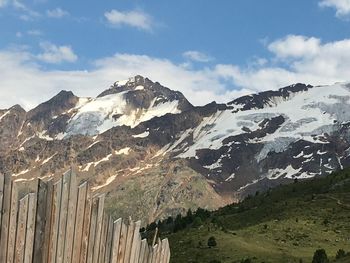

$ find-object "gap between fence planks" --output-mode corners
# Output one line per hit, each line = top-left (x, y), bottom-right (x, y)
(0, 169), (170, 263)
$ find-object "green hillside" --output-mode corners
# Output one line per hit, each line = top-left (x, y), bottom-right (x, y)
(146, 169), (350, 263)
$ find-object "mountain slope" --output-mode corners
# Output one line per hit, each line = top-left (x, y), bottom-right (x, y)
(1, 77), (350, 223)
(159, 168), (350, 263)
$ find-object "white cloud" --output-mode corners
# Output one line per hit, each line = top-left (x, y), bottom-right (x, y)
(183, 51), (213, 62)
(46, 7), (69, 18)
(0, 0), (41, 19)
(13, 0), (41, 20)
(37, 42), (78, 64)
(104, 9), (153, 31)
(319, 0), (350, 17)
(0, 50), (249, 110)
(216, 35), (350, 91)
(1, 35), (350, 111)
(268, 35), (321, 58)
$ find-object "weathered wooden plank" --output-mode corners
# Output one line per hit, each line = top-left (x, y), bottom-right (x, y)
(41, 179), (53, 263)
(56, 170), (71, 263)
(72, 182), (87, 263)
(92, 194), (105, 263)
(48, 179), (62, 263)
(63, 170), (78, 263)
(164, 239), (170, 263)
(129, 220), (141, 263)
(124, 219), (135, 262)
(23, 193), (36, 263)
(86, 197), (98, 263)
(0, 173), (4, 237)
(159, 239), (167, 263)
(80, 184), (92, 263)
(150, 244), (158, 263)
(144, 244), (151, 263)
(98, 213), (108, 263)
(110, 218), (122, 263)
(138, 239), (147, 263)
(117, 221), (127, 263)
(160, 239), (166, 263)
(134, 235), (142, 263)
(0, 173), (10, 263)
(104, 216), (114, 263)
(14, 194), (29, 263)
(156, 238), (162, 263)
(7, 181), (19, 263)
(32, 179), (48, 262)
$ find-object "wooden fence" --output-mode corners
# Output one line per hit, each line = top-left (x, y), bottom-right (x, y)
(0, 169), (170, 263)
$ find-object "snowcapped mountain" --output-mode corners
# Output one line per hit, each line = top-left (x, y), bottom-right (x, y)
(64, 75), (192, 137)
(1, 76), (350, 222)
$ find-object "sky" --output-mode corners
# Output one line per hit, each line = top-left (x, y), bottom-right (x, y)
(1, 0), (350, 109)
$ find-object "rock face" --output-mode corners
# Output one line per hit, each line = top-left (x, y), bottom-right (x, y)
(2, 76), (350, 223)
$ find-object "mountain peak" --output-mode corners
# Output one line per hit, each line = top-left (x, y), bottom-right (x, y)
(27, 90), (78, 123)
(97, 75), (154, 97)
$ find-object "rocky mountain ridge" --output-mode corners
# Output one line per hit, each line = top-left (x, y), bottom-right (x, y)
(1, 76), (350, 223)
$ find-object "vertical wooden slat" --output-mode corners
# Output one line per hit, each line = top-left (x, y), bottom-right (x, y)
(161, 240), (167, 263)
(23, 193), (36, 263)
(63, 170), (78, 263)
(104, 216), (114, 263)
(134, 235), (142, 263)
(149, 244), (157, 263)
(143, 244), (150, 263)
(32, 180), (47, 262)
(164, 239), (170, 263)
(117, 221), (127, 263)
(0, 173), (10, 263)
(56, 171), (71, 263)
(87, 197), (98, 263)
(138, 239), (147, 263)
(155, 238), (162, 263)
(14, 195), (29, 263)
(152, 244), (159, 263)
(124, 219), (135, 262)
(92, 194), (105, 263)
(41, 179), (53, 263)
(130, 220), (141, 263)
(98, 214), (108, 263)
(72, 182), (88, 263)
(80, 184), (92, 263)
(7, 181), (19, 263)
(110, 218), (122, 263)
(0, 173), (4, 236)
(33, 180), (48, 262)
(48, 179), (62, 263)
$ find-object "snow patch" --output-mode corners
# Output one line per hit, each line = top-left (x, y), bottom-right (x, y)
(132, 131), (149, 138)
(42, 153), (57, 165)
(204, 158), (222, 169)
(12, 169), (30, 177)
(225, 173), (235, 182)
(267, 165), (301, 180)
(94, 154), (112, 167)
(0, 110), (10, 121)
(135, 85), (144, 90)
(115, 147), (130, 155)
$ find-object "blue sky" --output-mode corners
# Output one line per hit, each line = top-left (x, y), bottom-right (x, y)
(0, 0), (350, 109)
